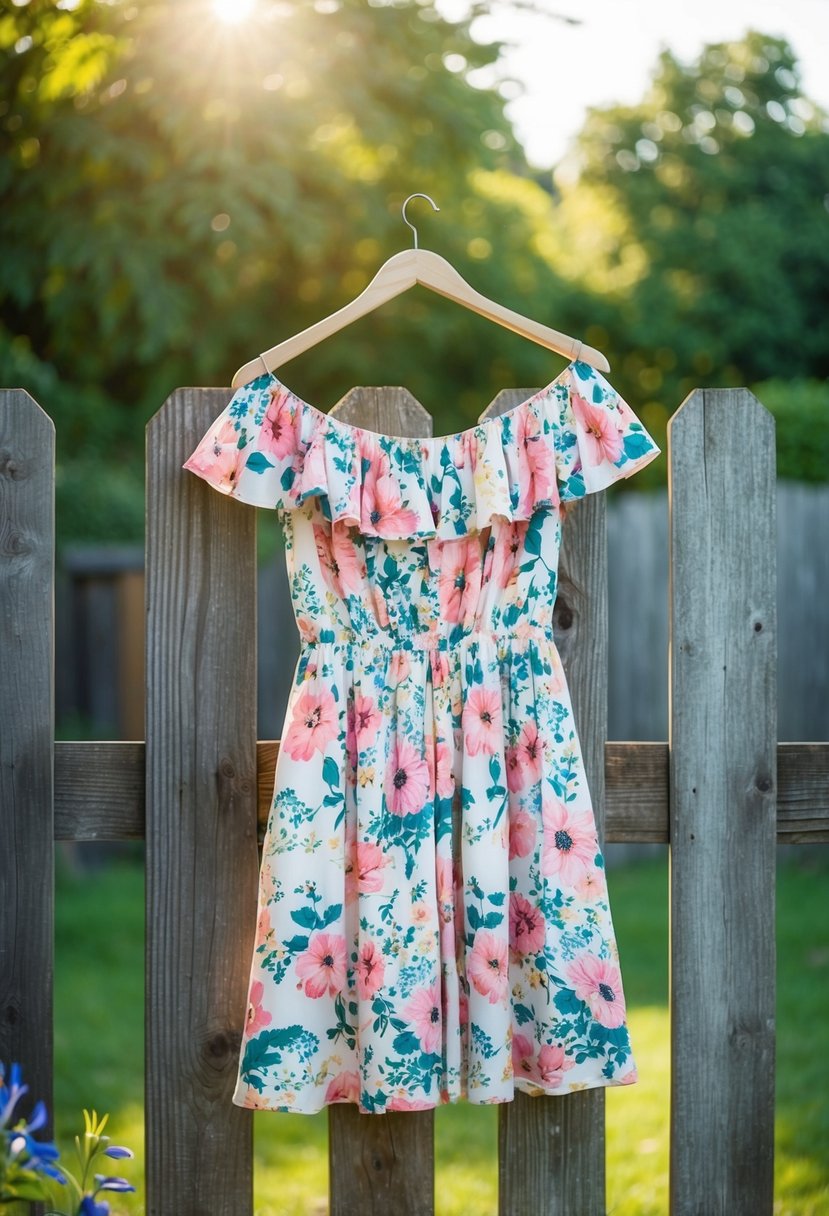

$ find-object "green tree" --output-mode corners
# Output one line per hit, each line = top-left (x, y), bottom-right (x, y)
(546, 29), (829, 412)
(1, 0), (579, 544)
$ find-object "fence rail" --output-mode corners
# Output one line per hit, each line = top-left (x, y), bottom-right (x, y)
(2, 381), (827, 1215)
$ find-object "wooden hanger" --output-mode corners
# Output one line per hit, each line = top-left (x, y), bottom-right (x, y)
(231, 193), (610, 389)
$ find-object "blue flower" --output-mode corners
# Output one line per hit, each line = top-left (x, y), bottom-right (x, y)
(79, 1197), (111, 1216)
(102, 1145), (134, 1159)
(93, 1172), (137, 1192)
(1, 1063), (65, 1183)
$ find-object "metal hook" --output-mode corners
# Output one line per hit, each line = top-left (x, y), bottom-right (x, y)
(402, 192), (440, 250)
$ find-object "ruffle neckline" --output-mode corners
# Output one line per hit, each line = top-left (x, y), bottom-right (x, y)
(275, 361), (578, 448)
(181, 360), (662, 540)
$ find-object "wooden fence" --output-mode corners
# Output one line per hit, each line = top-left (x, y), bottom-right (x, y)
(1, 381), (827, 1216)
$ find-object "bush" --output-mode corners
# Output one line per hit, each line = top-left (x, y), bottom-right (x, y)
(751, 378), (829, 482)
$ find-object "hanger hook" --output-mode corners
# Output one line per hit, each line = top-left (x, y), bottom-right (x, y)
(401, 193), (440, 250)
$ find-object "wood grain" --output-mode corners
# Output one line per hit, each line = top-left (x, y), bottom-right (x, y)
(52, 739), (829, 844)
(326, 387), (436, 1216)
(144, 388), (260, 1215)
(487, 388), (607, 1215)
(668, 388), (777, 1215)
(0, 390), (55, 1216)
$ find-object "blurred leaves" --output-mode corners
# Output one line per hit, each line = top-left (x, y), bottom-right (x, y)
(1, 13), (828, 546)
(548, 30), (829, 403)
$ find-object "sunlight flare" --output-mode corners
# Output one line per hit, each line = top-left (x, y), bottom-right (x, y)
(213, 0), (256, 25)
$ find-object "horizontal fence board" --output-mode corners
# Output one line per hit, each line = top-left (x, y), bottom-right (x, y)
(54, 740), (829, 843)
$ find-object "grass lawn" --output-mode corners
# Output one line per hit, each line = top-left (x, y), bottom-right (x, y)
(48, 847), (828, 1215)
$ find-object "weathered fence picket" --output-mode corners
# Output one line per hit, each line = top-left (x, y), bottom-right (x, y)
(0, 391), (55, 1216)
(144, 388), (261, 1213)
(1, 380), (828, 1216)
(668, 389), (778, 1214)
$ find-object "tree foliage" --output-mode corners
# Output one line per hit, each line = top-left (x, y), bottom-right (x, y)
(1, 14), (827, 544)
(547, 29), (829, 410)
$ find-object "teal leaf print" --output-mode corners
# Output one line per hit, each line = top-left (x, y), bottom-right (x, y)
(323, 755), (340, 789)
(553, 987), (582, 1017)
(242, 1025), (315, 1086)
(290, 906), (319, 930)
(393, 1031), (421, 1056)
(523, 516), (543, 556)
(245, 450), (274, 475)
(623, 430), (654, 461)
(207, 359), (657, 1111)
(319, 902), (343, 929)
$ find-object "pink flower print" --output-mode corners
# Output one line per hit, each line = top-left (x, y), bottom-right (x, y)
(490, 521), (526, 590)
(297, 614), (317, 643)
(345, 839), (387, 904)
(283, 682), (339, 761)
(509, 893), (546, 956)
(385, 737), (430, 817)
(541, 797), (597, 886)
(517, 408), (558, 514)
(458, 984), (469, 1028)
(262, 387), (298, 459)
(354, 695), (381, 749)
(505, 745), (526, 793)
(438, 537), (483, 624)
(371, 582), (391, 628)
(325, 1070), (361, 1104)
(435, 739), (455, 799)
(255, 904), (273, 949)
(506, 722), (544, 792)
(512, 1032), (535, 1076)
(462, 686), (503, 756)
(387, 1095), (435, 1111)
(356, 938), (386, 999)
(295, 932), (347, 999)
(574, 867), (606, 902)
(361, 453), (421, 537)
(245, 979), (272, 1036)
(183, 417), (246, 491)
(509, 807), (536, 860)
(517, 722), (544, 782)
(313, 523), (365, 598)
(389, 650), (411, 686)
(566, 952), (627, 1028)
(430, 649), (450, 688)
(571, 390), (624, 467)
(467, 930), (509, 1005)
(435, 854), (455, 924)
(405, 982), (442, 1053)
(537, 1043), (575, 1088)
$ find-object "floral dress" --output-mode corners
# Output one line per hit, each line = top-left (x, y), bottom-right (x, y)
(182, 358), (661, 1115)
